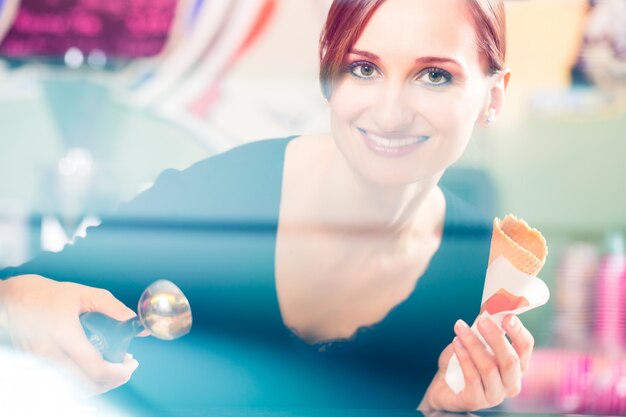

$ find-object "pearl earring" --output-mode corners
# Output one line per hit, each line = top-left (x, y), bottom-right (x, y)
(485, 109), (495, 125)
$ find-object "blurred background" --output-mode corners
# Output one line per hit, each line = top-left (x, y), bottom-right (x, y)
(0, 0), (625, 414)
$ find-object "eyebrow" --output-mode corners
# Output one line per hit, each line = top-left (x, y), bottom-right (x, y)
(415, 56), (463, 68)
(349, 49), (464, 69)
(349, 49), (380, 61)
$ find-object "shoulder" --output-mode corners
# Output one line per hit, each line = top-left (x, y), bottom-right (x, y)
(119, 136), (299, 220)
(282, 133), (334, 173)
(150, 136), (299, 193)
(182, 136), (299, 178)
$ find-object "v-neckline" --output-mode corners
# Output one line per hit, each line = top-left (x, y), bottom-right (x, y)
(270, 136), (452, 350)
(278, 193), (453, 352)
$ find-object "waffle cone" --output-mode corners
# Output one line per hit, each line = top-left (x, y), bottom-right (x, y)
(489, 214), (548, 276)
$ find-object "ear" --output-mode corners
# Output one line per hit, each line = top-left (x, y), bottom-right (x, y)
(478, 68), (511, 128)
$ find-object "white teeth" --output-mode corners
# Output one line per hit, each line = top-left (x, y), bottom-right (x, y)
(365, 131), (428, 148)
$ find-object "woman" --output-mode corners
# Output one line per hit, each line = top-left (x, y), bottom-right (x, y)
(0, 0), (533, 412)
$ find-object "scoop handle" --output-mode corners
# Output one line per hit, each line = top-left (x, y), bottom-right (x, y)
(80, 312), (144, 363)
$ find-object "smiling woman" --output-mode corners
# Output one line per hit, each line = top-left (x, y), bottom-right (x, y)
(323, 0), (508, 186)
(0, 0), (532, 413)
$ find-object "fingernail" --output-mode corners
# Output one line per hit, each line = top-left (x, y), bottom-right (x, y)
(479, 317), (494, 331)
(455, 319), (469, 333)
(508, 316), (519, 329)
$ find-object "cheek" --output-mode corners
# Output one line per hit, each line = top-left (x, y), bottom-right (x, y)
(329, 81), (377, 123)
(422, 93), (483, 168)
(432, 92), (483, 138)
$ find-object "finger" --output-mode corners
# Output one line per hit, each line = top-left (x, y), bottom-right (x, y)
(29, 340), (72, 365)
(452, 337), (484, 400)
(503, 315), (534, 372)
(78, 285), (136, 322)
(438, 343), (455, 369)
(73, 356), (139, 395)
(455, 319), (504, 405)
(28, 310), (134, 393)
(37, 349), (105, 394)
(69, 350), (138, 394)
(478, 316), (522, 396)
(52, 352), (138, 395)
(96, 358), (139, 393)
(59, 318), (138, 392)
(22, 340), (107, 394)
(15, 329), (112, 395)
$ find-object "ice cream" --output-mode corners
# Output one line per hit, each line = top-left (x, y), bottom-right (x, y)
(489, 214), (548, 276)
(480, 215), (548, 315)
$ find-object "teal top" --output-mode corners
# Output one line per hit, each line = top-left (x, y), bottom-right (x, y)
(0, 137), (493, 413)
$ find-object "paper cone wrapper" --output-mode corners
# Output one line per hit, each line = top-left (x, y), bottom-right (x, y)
(445, 215), (550, 394)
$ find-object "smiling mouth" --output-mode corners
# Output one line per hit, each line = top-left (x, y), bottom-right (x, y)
(357, 128), (430, 148)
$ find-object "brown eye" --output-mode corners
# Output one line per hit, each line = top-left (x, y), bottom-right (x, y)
(361, 65), (374, 76)
(417, 67), (452, 86)
(349, 62), (380, 79)
(428, 71), (443, 83)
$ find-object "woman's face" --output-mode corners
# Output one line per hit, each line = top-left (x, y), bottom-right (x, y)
(329, 0), (501, 186)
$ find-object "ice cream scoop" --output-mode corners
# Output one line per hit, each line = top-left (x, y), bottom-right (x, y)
(80, 280), (192, 363)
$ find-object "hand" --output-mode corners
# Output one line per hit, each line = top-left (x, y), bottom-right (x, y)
(418, 314), (534, 412)
(0, 274), (139, 394)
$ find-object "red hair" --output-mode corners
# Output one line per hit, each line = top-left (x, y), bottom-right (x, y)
(319, 0), (506, 99)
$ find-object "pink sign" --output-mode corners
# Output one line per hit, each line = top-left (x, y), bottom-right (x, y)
(0, 0), (177, 58)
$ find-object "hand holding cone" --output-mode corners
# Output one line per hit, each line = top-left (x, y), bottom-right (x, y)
(445, 214), (550, 394)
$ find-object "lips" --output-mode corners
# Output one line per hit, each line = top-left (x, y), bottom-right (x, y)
(358, 128), (430, 147)
(357, 128), (430, 157)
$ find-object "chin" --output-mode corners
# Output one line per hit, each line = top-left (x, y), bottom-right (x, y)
(353, 162), (443, 188)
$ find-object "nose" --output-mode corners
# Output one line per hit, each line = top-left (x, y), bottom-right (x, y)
(372, 82), (416, 132)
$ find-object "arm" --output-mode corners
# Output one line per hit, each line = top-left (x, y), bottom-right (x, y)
(0, 138), (288, 393)
(0, 166), (192, 392)
(418, 314), (534, 412)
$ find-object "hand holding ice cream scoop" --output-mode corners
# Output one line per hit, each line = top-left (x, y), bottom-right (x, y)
(80, 280), (192, 363)
(445, 215), (550, 394)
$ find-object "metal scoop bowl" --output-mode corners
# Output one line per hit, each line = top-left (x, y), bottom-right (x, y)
(80, 280), (192, 362)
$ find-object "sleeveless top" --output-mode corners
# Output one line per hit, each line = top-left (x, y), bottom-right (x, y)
(0, 137), (493, 412)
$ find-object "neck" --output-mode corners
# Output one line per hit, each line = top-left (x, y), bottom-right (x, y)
(314, 149), (444, 237)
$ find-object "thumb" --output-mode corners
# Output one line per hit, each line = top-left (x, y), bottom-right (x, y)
(79, 285), (136, 321)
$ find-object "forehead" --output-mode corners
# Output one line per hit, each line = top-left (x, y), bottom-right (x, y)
(353, 0), (481, 67)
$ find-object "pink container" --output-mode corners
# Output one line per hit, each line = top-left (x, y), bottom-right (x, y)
(593, 234), (626, 353)
(509, 349), (626, 415)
